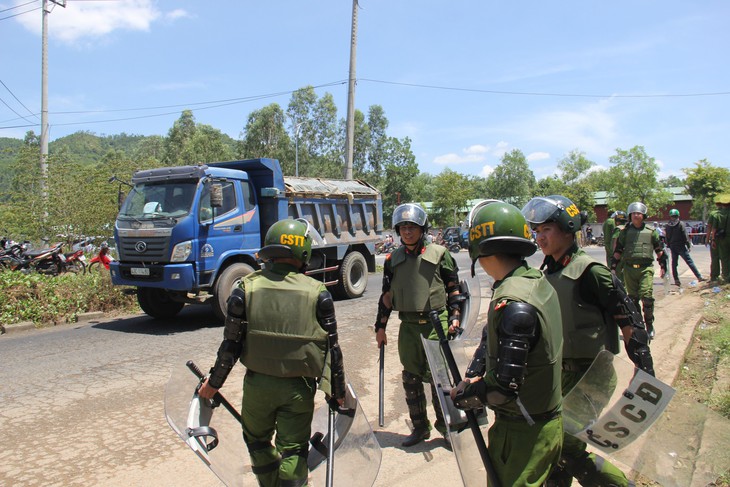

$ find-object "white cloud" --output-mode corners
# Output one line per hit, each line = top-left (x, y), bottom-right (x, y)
(479, 165), (495, 178)
(527, 151), (550, 162)
(433, 144), (489, 165)
(15, 0), (185, 43)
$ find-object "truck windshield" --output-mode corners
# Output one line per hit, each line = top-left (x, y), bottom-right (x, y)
(119, 181), (197, 219)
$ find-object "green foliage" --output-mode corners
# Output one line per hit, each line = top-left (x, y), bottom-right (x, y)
(430, 169), (473, 228)
(487, 149), (536, 208)
(605, 145), (673, 217)
(684, 159), (730, 221)
(0, 270), (137, 326)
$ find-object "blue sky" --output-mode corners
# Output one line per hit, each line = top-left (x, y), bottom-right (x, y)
(2, 1), (728, 181)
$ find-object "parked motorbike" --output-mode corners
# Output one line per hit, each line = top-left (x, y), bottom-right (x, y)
(63, 248), (87, 274)
(0, 242), (65, 275)
(87, 242), (115, 271)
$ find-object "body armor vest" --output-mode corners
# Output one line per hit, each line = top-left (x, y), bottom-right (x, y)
(623, 224), (655, 264)
(487, 268), (563, 416)
(389, 243), (448, 312)
(546, 252), (620, 359)
(242, 269), (327, 378)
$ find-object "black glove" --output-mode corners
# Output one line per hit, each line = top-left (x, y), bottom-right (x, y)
(626, 329), (655, 376)
(452, 380), (487, 410)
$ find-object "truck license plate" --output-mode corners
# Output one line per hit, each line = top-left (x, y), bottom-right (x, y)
(131, 267), (149, 276)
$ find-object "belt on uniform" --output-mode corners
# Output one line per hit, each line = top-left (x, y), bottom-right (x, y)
(400, 309), (446, 324)
(562, 359), (593, 372)
(495, 409), (561, 423)
(630, 263), (645, 268)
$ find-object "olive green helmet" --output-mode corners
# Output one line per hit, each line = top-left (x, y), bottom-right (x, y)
(468, 201), (536, 261)
(521, 195), (583, 233)
(258, 218), (322, 265)
(614, 210), (627, 225)
(669, 209), (680, 218)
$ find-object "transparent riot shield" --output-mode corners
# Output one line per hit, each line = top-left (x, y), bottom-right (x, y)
(423, 337), (490, 487)
(563, 350), (730, 486)
(165, 358), (382, 487)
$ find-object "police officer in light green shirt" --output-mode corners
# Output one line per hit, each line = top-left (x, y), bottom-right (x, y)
(523, 195), (655, 487)
(200, 218), (346, 487)
(374, 203), (463, 447)
(451, 201), (564, 487)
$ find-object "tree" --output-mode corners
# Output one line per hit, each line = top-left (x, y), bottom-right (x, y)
(380, 137), (419, 225)
(557, 150), (598, 221)
(238, 104), (291, 167)
(163, 110), (233, 166)
(683, 159), (730, 221)
(431, 169), (472, 228)
(605, 146), (672, 218)
(487, 149), (536, 208)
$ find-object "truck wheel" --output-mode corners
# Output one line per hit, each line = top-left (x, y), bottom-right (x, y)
(137, 287), (185, 319)
(334, 251), (368, 299)
(212, 262), (255, 321)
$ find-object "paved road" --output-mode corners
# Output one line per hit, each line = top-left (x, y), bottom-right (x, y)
(0, 246), (711, 486)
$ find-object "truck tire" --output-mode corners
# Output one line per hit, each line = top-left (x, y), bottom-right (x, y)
(137, 287), (185, 319)
(333, 251), (368, 299)
(212, 262), (255, 321)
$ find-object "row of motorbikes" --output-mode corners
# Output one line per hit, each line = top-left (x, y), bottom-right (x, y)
(0, 238), (114, 276)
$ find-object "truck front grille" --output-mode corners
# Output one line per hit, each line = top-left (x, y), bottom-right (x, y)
(118, 236), (170, 262)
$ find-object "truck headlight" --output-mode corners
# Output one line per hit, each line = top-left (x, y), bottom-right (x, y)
(170, 241), (192, 262)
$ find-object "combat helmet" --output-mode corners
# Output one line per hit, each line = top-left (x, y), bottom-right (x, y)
(614, 210), (627, 225)
(392, 203), (429, 235)
(521, 194), (584, 233)
(627, 202), (648, 217)
(468, 201), (536, 264)
(258, 218), (323, 266)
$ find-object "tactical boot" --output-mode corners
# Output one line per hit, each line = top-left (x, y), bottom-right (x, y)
(402, 371), (431, 447)
(402, 426), (431, 447)
(642, 297), (655, 339)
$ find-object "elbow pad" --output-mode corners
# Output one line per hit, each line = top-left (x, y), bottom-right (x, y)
(495, 302), (539, 391)
(374, 293), (391, 331)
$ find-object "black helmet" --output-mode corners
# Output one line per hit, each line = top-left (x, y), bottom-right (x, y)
(614, 211), (627, 225)
(259, 218), (323, 265)
(392, 203), (429, 235)
(468, 201), (536, 261)
(521, 195), (583, 233)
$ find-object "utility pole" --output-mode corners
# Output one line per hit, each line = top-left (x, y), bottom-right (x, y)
(40, 0), (66, 210)
(343, 0), (358, 180)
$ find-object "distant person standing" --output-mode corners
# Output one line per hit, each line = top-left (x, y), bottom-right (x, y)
(602, 212), (616, 266)
(609, 211), (628, 286)
(708, 194), (730, 283)
(665, 209), (705, 286)
(612, 202), (667, 338)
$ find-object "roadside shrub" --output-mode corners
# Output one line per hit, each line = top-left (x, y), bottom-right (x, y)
(0, 269), (137, 326)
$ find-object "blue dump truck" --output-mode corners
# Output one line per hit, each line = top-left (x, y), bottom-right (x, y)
(110, 158), (383, 320)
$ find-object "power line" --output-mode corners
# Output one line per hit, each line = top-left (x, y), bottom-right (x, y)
(0, 5), (41, 20)
(358, 78), (730, 99)
(0, 0), (38, 13)
(0, 79), (39, 121)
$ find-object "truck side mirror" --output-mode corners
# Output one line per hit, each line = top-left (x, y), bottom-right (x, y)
(210, 184), (223, 208)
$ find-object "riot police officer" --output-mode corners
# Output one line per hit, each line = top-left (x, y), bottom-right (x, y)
(374, 203), (462, 447)
(522, 195), (654, 487)
(451, 201), (564, 487)
(612, 202), (666, 338)
(200, 218), (346, 487)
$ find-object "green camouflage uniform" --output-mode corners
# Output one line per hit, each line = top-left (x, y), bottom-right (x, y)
(238, 263), (331, 487)
(545, 247), (633, 487)
(385, 241), (458, 435)
(602, 217), (616, 266)
(614, 222), (663, 334)
(482, 263), (564, 487)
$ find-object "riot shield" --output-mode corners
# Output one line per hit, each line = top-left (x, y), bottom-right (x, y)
(423, 337), (490, 487)
(454, 275), (482, 340)
(563, 350), (730, 486)
(165, 358), (382, 487)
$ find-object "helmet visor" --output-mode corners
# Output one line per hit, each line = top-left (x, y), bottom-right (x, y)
(521, 197), (561, 225)
(392, 204), (427, 229)
(295, 218), (324, 247)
